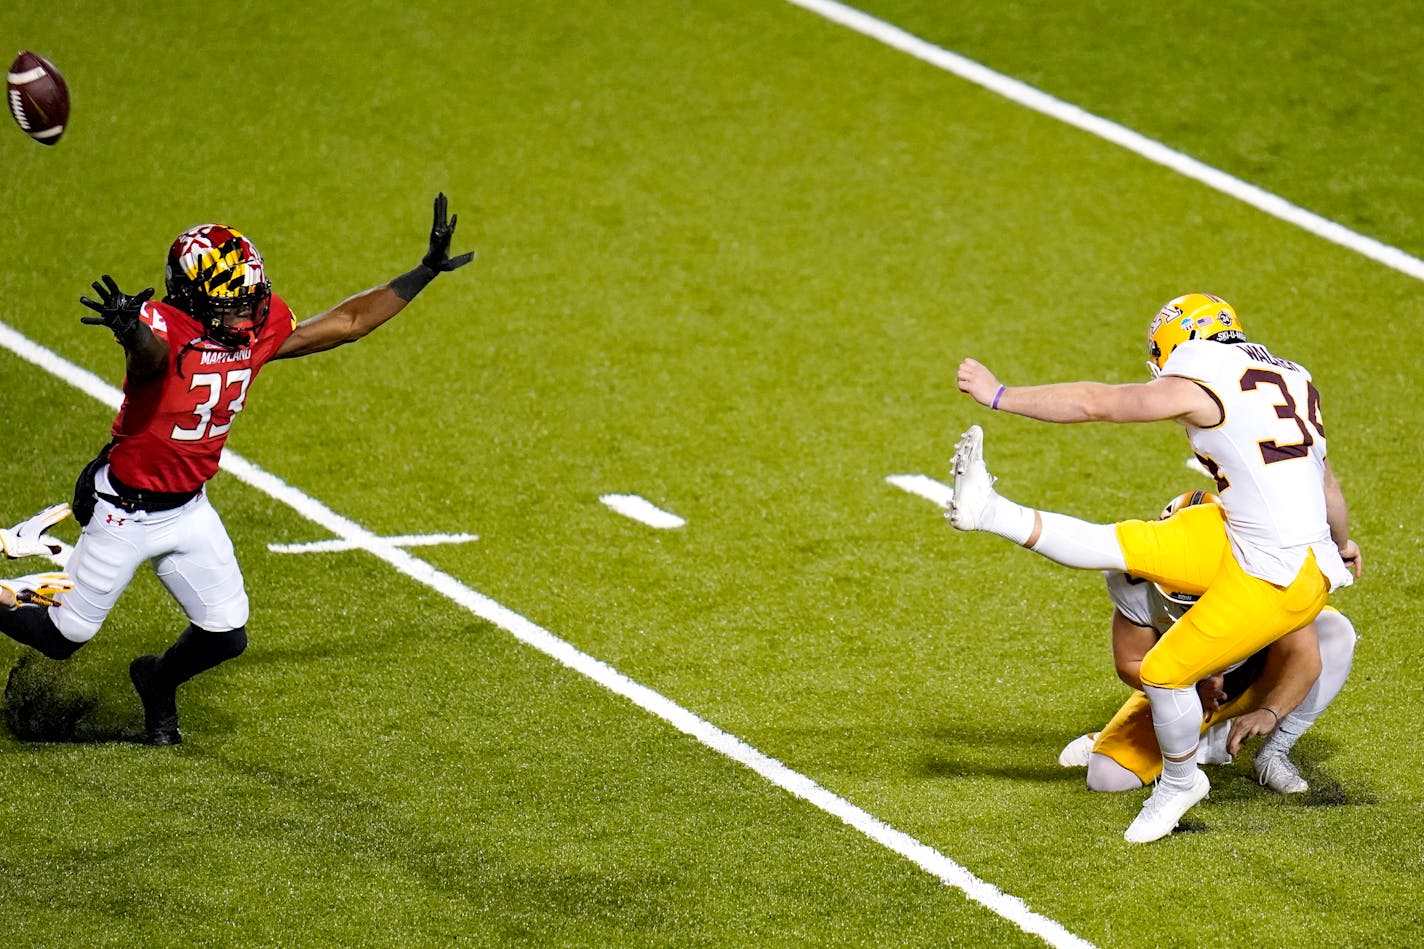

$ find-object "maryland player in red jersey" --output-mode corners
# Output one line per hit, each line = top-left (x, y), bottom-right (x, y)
(0, 194), (473, 744)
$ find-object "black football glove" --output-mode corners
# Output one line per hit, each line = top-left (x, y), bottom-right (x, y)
(80, 275), (155, 345)
(420, 192), (475, 272)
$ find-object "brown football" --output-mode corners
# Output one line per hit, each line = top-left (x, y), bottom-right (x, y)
(7, 51), (69, 145)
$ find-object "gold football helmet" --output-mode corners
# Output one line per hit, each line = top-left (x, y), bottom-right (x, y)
(1147, 293), (1245, 374)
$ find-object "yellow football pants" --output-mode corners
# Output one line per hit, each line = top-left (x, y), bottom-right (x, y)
(1092, 680), (1271, 784)
(1114, 504), (1329, 690)
(1093, 606), (1341, 783)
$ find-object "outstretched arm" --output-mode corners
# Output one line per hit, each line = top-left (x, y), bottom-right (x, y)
(79, 276), (167, 379)
(957, 357), (1221, 427)
(274, 193), (475, 360)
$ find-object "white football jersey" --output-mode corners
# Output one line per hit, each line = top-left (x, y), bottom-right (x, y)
(1161, 338), (1351, 591)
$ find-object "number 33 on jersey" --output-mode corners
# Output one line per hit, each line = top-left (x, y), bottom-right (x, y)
(105, 297), (297, 495)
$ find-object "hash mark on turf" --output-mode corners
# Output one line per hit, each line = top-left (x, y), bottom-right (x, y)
(1185, 457), (1212, 479)
(268, 532), (480, 554)
(887, 474), (952, 509)
(600, 494), (686, 529)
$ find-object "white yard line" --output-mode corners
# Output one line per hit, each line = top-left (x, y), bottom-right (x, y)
(887, 473), (953, 509)
(1185, 457), (1213, 479)
(268, 532), (479, 554)
(0, 319), (1094, 949)
(786, 0), (1424, 284)
(600, 494), (686, 529)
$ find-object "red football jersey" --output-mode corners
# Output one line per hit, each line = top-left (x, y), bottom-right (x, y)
(107, 295), (297, 493)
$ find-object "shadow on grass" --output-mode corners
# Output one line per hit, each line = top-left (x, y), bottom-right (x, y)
(2, 654), (145, 744)
(921, 721), (1376, 804)
(920, 721), (1088, 783)
(1204, 748), (1378, 808)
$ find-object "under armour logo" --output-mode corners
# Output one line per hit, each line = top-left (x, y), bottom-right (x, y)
(105, 514), (127, 526)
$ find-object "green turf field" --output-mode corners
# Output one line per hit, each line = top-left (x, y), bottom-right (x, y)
(2, 2), (1420, 945)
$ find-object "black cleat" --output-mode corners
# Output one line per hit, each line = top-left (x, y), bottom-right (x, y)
(129, 655), (182, 746)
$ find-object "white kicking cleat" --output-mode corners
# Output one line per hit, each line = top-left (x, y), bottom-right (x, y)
(947, 424), (996, 531)
(1196, 720), (1234, 766)
(1058, 732), (1097, 768)
(1124, 769), (1210, 843)
(1255, 752), (1309, 794)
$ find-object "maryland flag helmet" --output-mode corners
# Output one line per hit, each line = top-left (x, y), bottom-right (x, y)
(1152, 490), (1221, 620)
(1147, 292), (1246, 374)
(165, 224), (272, 348)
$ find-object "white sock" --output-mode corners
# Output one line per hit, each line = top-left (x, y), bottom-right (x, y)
(1262, 610), (1357, 758)
(1144, 684), (1203, 790)
(1029, 512), (1128, 571)
(979, 494), (1038, 545)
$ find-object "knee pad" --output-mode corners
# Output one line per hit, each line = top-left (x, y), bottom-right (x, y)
(1086, 754), (1146, 792)
(50, 606), (101, 647)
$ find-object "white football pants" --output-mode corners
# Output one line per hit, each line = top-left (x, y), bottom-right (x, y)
(51, 465), (249, 643)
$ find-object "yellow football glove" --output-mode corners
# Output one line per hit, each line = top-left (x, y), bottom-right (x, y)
(0, 572), (74, 609)
(0, 503), (71, 559)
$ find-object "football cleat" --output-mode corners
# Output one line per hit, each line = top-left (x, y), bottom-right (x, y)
(129, 655), (182, 746)
(1124, 769), (1210, 843)
(1058, 732), (1098, 768)
(947, 425), (995, 531)
(165, 224), (272, 349)
(1147, 293), (1247, 374)
(1255, 752), (1308, 794)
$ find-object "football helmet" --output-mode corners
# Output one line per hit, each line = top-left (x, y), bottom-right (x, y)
(1147, 293), (1246, 375)
(1152, 490), (1220, 620)
(164, 224), (271, 348)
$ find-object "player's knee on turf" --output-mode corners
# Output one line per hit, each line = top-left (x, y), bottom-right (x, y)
(1086, 754), (1146, 792)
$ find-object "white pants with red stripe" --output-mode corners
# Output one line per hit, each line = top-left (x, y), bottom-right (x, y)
(51, 466), (249, 644)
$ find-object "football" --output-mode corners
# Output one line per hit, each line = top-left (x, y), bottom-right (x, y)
(7, 51), (69, 145)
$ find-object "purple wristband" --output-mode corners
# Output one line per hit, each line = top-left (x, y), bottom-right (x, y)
(990, 385), (1006, 410)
